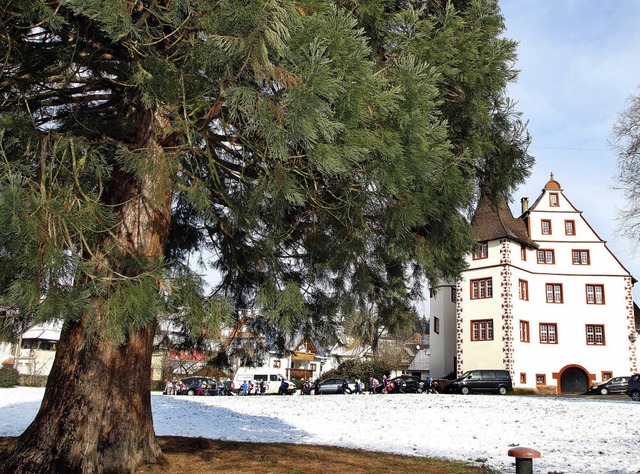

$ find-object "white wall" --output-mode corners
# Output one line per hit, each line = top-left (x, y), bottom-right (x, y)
(429, 284), (457, 379)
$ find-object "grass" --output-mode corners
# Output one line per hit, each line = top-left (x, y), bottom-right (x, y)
(0, 436), (497, 473)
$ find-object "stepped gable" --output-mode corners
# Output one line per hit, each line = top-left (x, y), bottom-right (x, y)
(471, 192), (537, 248)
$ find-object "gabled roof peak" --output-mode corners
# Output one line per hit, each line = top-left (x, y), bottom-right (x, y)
(544, 172), (562, 191)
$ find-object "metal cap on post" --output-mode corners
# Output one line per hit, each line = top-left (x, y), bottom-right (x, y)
(508, 446), (541, 474)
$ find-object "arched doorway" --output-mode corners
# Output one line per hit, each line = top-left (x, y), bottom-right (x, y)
(558, 365), (590, 394)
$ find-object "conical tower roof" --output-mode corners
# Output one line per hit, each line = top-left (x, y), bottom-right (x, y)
(471, 192), (537, 248)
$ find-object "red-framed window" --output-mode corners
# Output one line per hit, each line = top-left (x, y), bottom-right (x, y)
(565, 220), (575, 235)
(545, 283), (563, 303)
(518, 279), (529, 301)
(541, 219), (552, 235)
(520, 320), (530, 343)
(586, 324), (605, 345)
(549, 192), (559, 207)
(471, 278), (493, 299)
(471, 319), (494, 341)
(586, 284), (605, 304)
(473, 242), (488, 260)
(520, 373), (527, 384)
(572, 249), (590, 265)
(536, 374), (546, 385)
(601, 371), (613, 381)
(520, 244), (527, 261)
(537, 249), (555, 264)
(540, 323), (558, 344)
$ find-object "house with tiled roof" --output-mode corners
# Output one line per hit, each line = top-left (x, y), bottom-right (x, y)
(400, 333), (430, 378)
(430, 174), (638, 393)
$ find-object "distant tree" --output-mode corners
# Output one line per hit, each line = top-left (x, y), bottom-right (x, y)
(613, 91), (640, 240)
(0, 0), (530, 472)
(344, 302), (419, 357)
(320, 358), (394, 386)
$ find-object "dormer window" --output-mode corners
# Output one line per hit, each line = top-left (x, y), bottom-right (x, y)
(473, 242), (488, 260)
(549, 193), (559, 207)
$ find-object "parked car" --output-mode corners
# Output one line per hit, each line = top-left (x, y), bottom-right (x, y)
(176, 377), (218, 396)
(445, 369), (513, 395)
(589, 376), (630, 395)
(313, 378), (356, 394)
(626, 374), (640, 401)
(373, 375), (424, 394)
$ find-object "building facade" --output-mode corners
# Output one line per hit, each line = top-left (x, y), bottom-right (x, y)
(430, 175), (638, 393)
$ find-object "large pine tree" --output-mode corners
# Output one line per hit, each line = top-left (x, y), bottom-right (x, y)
(0, 0), (530, 472)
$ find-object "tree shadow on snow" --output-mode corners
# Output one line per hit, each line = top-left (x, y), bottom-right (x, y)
(151, 395), (310, 444)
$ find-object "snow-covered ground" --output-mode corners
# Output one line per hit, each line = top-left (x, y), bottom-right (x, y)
(1, 387), (639, 473)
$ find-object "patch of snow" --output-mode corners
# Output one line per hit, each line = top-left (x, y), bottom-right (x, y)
(1, 387), (639, 473)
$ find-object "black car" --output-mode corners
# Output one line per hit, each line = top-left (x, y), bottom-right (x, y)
(176, 377), (217, 396)
(373, 375), (424, 394)
(313, 378), (356, 394)
(626, 374), (640, 401)
(589, 376), (630, 395)
(445, 369), (513, 395)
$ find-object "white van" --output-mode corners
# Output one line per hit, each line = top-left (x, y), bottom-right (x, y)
(233, 367), (296, 395)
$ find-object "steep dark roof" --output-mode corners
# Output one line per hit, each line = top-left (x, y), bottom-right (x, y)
(471, 193), (538, 248)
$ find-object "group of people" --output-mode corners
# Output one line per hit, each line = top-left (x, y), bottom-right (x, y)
(368, 376), (404, 394)
(367, 375), (438, 394)
(199, 379), (234, 396)
(239, 379), (267, 395)
(163, 378), (235, 396)
(163, 379), (184, 395)
(239, 378), (291, 395)
(164, 375), (438, 396)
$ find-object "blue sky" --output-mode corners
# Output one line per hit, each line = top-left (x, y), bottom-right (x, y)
(501, 1), (640, 295)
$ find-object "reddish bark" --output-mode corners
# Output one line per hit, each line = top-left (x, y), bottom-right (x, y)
(3, 318), (162, 473)
(4, 106), (173, 473)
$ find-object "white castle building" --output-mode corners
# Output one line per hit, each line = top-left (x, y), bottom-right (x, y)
(430, 174), (638, 393)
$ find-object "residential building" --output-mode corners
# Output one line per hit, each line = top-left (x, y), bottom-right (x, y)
(430, 174), (638, 393)
(14, 319), (62, 377)
(401, 333), (430, 379)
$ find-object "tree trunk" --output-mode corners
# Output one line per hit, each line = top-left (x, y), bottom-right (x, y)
(3, 318), (162, 473)
(4, 107), (173, 473)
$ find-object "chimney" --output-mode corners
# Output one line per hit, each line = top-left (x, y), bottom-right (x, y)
(520, 197), (529, 215)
